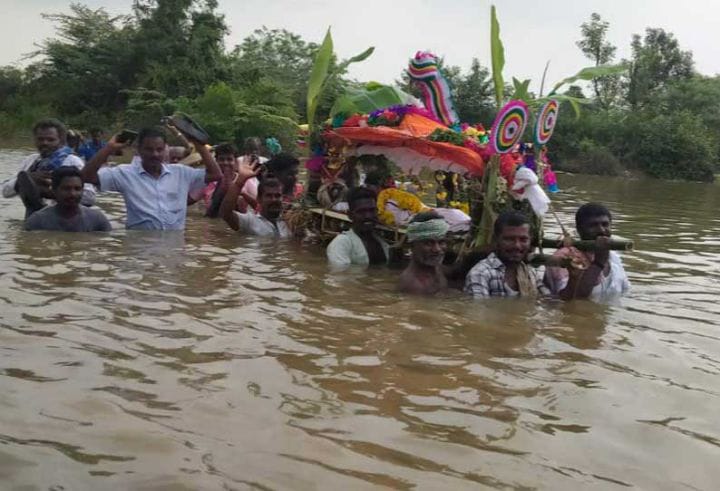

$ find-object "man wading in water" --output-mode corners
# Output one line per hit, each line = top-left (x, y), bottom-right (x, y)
(546, 203), (630, 300)
(464, 211), (549, 298)
(220, 158), (291, 238)
(326, 186), (389, 267)
(399, 211), (450, 295)
(2, 119), (96, 216)
(82, 127), (222, 230)
(24, 167), (111, 232)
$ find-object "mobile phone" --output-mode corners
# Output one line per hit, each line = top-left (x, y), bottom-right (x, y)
(116, 129), (138, 144)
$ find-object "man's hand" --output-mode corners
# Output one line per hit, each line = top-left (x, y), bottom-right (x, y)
(594, 236), (611, 266)
(234, 160), (262, 186)
(28, 171), (52, 189)
(107, 134), (131, 153)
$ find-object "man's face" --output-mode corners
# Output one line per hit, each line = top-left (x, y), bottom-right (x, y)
(495, 224), (531, 264)
(34, 128), (62, 157)
(138, 136), (167, 167)
(259, 184), (283, 220)
(276, 166), (299, 194)
(54, 176), (83, 208)
(168, 147), (186, 164)
(91, 130), (103, 142)
(216, 154), (237, 179)
(412, 238), (447, 267)
(579, 215), (612, 241)
(350, 198), (378, 234)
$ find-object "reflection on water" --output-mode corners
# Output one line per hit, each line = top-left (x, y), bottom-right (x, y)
(0, 148), (719, 489)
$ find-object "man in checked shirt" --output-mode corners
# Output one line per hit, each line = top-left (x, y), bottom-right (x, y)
(464, 211), (549, 298)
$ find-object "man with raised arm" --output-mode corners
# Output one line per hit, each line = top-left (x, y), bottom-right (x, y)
(81, 127), (222, 230)
(220, 158), (291, 238)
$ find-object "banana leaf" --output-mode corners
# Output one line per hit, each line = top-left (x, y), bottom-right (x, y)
(549, 64), (628, 96)
(306, 28), (334, 127)
(330, 84), (416, 117)
(490, 5), (505, 109)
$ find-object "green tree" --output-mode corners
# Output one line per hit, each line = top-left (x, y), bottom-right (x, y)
(625, 28), (694, 109)
(454, 58), (494, 125)
(576, 13), (620, 109)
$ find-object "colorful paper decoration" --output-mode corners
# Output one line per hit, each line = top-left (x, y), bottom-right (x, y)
(490, 100), (529, 154)
(407, 52), (459, 127)
(534, 99), (559, 146)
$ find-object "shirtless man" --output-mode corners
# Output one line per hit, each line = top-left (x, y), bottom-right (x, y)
(399, 211), (449, 295)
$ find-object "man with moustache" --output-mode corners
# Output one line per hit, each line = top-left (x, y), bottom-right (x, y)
(2, 119), (96, 216)
(464, 211), (549, 298)
(399, 211), (450, 295)
(24, 166), (111, 232)
(326, 186), (389, 266)
(545, 203), (630, 300)
(81, 127), (222, 230)
(219, 158), (291, 238)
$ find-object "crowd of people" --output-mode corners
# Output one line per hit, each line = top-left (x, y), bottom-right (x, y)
(1, 119), (630, 302)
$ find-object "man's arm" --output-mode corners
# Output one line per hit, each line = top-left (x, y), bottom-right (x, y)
(220, 159), (261, 231)
(195, 142), (222, 183)
(2, 155), (37, 198)
(81, 135), (127, 186)
(559, 237), (610, 300)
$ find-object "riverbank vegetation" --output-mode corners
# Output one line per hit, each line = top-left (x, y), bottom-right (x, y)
(0, 2), (717, 181)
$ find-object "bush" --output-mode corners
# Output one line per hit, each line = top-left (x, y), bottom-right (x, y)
(554, 138), (623, 176)
(629, 111), (716, 182)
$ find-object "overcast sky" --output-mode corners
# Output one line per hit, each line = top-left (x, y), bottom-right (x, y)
(3, 0), (719, 90)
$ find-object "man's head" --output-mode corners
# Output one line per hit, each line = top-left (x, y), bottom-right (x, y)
(214, 143), (238, 178)
(575, 203), (612, 241)
(258, 177), (284, 220)
(493, 211), (531, 264)
(265, 153), (300, 195)
(136, 127), (167, 167)
(51, 166), (83, 209)
(347, 186), (378, 234)
(33, 119), (67, 157)
(243, 136), (263, 156)
(89, 127), (103, 142)
(407, 211), (449, 268)
(168, 146), (187, 164)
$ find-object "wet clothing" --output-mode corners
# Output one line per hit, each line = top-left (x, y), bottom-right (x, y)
(464, 253), (549, 298)
(233, 210), (291, 238)
(326, 229), (389, 266)
(24, 205), (111, 232)
(97, 161), (205, 230)
(545, 248), (630, 299)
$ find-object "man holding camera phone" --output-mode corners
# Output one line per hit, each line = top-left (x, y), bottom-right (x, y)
(82, 126), (222, 230)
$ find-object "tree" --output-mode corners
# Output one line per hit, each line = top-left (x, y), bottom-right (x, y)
(454, 58), (494, 125)
(625, 28), (694, 109)
(228, 27), (349, 122)
(576, 13), (620, 109)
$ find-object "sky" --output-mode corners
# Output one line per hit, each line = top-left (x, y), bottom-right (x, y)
(2, 0), (719, 91)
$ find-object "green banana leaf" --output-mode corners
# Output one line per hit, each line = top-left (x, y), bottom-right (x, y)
(549, 64), (628, 96)
(335, 47), (375, 75)
(490, 5), (505, 109)
(306, 28), (334, 127)
(330, 84), (415, 117)
(533, 94), (591, 118)
(511, 77), (531, 102)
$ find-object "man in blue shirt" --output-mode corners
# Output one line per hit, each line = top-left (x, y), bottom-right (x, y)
(82, 127), (222, 230)
(77, 128), (106, 162)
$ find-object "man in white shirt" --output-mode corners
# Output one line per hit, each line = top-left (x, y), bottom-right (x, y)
(545, 203), (630, 300)
(220, 159), (291, 238)
(326, 187), (389, 267)
(1, 119), (96, 216)
(81, 127), (222, 230)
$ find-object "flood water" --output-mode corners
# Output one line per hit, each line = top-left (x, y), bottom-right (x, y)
(0, 147), (718, 490)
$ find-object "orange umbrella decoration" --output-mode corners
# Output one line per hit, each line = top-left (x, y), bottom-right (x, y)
(324, 113), (485, 177)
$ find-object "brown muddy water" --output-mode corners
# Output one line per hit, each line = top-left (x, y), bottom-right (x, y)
(0, 147), (719, 490)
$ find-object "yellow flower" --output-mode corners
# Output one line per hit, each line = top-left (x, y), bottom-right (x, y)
(377, 188), (427, 226)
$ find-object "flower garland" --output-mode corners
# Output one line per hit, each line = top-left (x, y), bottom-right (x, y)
(376, 188), (427, 226)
